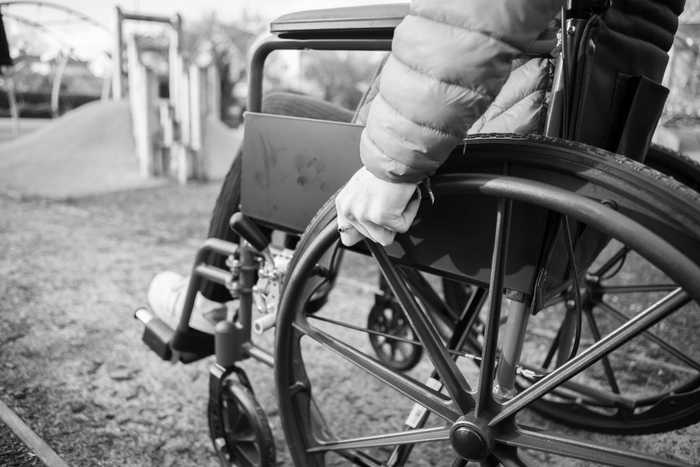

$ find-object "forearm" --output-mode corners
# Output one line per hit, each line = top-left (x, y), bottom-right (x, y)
(362, 0), (562, 183)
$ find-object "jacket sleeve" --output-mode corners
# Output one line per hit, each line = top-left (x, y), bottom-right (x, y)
(361, 0), (562, 183)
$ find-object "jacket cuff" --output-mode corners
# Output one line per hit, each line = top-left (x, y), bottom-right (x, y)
(360, 129), (427, 183)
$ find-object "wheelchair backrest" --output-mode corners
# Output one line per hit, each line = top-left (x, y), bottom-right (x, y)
(550, 0), (684, 161)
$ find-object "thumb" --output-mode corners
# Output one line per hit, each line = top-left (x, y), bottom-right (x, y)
(393, 189), (421, 233)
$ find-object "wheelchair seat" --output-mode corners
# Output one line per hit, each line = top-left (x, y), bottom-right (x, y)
(270, 3), (408, 39)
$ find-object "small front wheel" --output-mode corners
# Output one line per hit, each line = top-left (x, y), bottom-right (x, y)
(208, 371), (276, 467)
(367, 294), (423, 371)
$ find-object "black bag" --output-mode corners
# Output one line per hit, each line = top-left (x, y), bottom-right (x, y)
(566, 11), (675, 161)
(539, 1), (683, 300)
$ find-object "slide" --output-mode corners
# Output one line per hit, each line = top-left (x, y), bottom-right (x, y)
(0, 100), (161, 199)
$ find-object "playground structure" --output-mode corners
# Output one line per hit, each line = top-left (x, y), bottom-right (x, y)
(113, 6), (231, 183)
(0, 1), (110, 128)
(0, 2), (236, 199)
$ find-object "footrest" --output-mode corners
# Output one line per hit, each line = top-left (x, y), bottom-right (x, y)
(135, 308), (174, 360)
(134, 307), (214, 363)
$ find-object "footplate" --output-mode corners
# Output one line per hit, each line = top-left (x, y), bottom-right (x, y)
(134, 306), (215, 363)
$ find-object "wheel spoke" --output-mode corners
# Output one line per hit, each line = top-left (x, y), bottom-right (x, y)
(497, 427), (691, 466)
(475, 198), (512, 416)
(490, 288), (690, 426)
(295, 321), (460, 422)
(492, 445), (537, 467)
(308, 314), (469, 359)
(230, 443), (257, 467)
(600, 284), (678, 294)
(385, 293), (489, 467)
(310, 314), (420, 346)
(367, 241), (474, 413)
(583, 308), (621, 393)
(335, 449), (381, 466)
(518, 362), (635, 409)
(541, 325), (562, 369)
(589, 246), (629, 278)
(401, 268), (459, 323)
(306, 426), (450, 453)
(230, 433), (256, 443)
(556, 216), (583, 364)
(594, 299), (700, 372)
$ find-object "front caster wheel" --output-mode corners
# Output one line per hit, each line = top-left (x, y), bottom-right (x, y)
(367, 294), (423, 371)
(208, 368), (275, 467)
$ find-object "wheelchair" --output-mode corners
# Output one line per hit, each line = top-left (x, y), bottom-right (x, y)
(136, 2), (700, 466)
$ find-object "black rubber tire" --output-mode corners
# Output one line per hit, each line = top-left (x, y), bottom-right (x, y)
(367, 298), (424, 371)
(645, 143), (700, 194)
(208, 377), (276, 467)
(275, 135), (700, 465)
(440, 142), (700, 434)
(523, 143), (700, 434)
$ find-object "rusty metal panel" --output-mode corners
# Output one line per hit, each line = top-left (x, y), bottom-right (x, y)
(241, 112), (362, 233)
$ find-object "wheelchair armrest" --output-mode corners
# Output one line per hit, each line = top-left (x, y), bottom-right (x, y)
(270, 3), (408, 40)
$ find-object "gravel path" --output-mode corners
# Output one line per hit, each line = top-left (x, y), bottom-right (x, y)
(0, 184), (226, 466)
(0, 420), (42, 467)
(0, 183), (698, 466)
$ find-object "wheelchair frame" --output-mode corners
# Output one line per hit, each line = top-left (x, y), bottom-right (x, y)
(136, 2), (700, 465)
(169, 32), (561, 366)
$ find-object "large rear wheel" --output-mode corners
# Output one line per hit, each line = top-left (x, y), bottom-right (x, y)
(274, 136), (700, 466)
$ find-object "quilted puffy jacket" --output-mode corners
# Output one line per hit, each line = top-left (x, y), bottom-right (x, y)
(360, 0), (562, 183)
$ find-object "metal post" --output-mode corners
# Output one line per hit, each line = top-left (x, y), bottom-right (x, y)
(494, 295), (530, 400)
(238, 242), (256, 345)
(112, 6), (123, 100)
(169, 13), (183, 116)
(189, 64), (206, 179)
(6, 74), (18, 136)
(207, 64), (221, 121)
(50, 51), (68, 117)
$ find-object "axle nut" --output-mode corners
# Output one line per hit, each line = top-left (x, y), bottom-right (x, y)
(449, 420), (490, 461)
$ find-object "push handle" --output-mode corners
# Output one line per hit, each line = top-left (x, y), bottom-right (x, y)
(229, 213), (270, 251)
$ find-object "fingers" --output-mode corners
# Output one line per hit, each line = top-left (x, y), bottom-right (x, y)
(338, 216), (397, 247)
(369, 187), (421, 233)
(338, 214), (394, 246)
(339, 225), (364, 246)
(337, 195), (396, 246)
(334, 169), (421, 247)
(336, 189), (357, 246)
(400, 194), (421, 231)
(362, 220), (396, 246)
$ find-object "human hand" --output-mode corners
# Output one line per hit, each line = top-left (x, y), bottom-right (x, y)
(335, 167), (420, 246)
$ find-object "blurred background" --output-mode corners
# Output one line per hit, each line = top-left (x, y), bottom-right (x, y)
(0, 0), (697, 185)
(0, 2), (698, 467)
(0, 0), (392, 130)
(0, 0), (696, 194)
(0, 0), (399, 198)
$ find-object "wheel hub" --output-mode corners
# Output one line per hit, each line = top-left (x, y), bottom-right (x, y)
(449, 419), (492, 461)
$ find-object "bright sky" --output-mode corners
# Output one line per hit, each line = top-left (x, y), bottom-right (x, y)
(2, 0), (397, 70)
(62, 0), (398, 25)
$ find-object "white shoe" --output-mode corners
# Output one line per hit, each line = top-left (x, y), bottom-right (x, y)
(147, 271), (232, 335)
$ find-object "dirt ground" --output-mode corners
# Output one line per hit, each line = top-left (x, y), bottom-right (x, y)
(0, 183), (698, 466)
